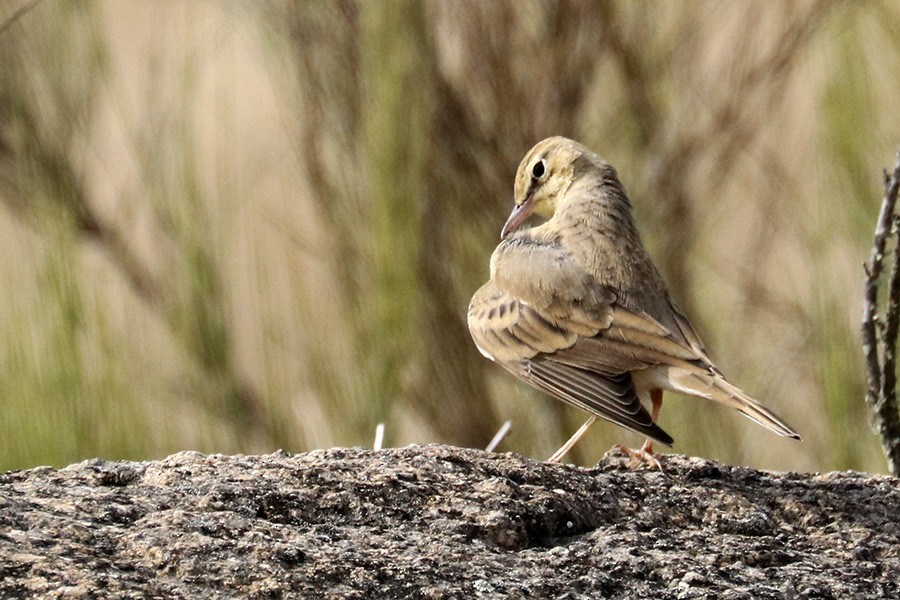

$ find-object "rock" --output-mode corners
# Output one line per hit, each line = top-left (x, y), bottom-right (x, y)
(0, 445), (897, 598)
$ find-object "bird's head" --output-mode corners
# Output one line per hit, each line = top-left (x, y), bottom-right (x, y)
(502, 136), (591, 239)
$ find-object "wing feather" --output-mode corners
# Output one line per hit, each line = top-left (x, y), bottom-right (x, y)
(522, 359), (673, 445)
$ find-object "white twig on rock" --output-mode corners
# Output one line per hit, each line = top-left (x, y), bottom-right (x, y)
(373, 423), (385, 451)
(484, 420), (512, 453)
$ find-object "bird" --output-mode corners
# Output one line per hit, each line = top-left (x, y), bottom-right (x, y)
(467, 136), (800, 465)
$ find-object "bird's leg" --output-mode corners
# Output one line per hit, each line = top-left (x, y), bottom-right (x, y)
(546, 416), (597, 463)
(613, 389), (664, 470)
(641, 389), (664, 455)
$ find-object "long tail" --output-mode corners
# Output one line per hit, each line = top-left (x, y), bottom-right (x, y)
(668, 368), (801, 440)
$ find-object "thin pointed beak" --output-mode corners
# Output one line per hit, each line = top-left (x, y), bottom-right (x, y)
(500, 198), (535, 240)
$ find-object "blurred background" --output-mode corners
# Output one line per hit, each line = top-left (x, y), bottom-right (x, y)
(1, 0), (899, 473)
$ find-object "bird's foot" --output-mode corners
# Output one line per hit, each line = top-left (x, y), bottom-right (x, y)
(610, 439), (664, 472)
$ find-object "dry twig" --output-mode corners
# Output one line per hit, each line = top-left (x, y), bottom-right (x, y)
(861, 148), (900, 476)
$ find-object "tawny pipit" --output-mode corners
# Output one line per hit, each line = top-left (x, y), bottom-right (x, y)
(468, 137), (800, 463)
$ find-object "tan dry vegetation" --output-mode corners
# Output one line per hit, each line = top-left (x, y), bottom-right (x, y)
(1, 0), (898, 472)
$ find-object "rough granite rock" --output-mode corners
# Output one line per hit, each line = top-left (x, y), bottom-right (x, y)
(0, 445), (897, 599)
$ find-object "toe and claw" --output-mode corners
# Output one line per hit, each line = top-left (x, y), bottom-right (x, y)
(612, 438), (663, 471)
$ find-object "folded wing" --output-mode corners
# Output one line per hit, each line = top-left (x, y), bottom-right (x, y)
(467, 279), (674, 445)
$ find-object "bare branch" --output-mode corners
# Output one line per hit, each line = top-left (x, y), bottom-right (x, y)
(862, 148), (900, 476)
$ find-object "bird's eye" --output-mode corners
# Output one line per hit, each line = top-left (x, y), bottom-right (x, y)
(531, 159), (546, 179)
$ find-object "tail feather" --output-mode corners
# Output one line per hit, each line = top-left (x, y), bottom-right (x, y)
(668, 369), (801, 440)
